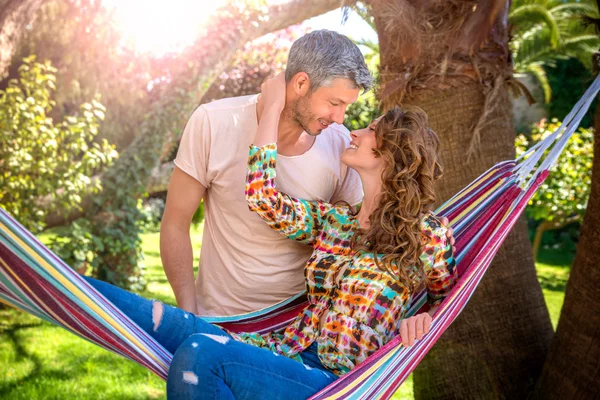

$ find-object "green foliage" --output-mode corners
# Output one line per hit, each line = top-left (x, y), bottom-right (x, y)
(516, 118), (593, 224)
(201, 27), (302, 103)
(341, 4), (381, 131)
(344, 90), (380, 131)
(546, 58), (596, 128)
(139, 198), (166, 232)
(192, 202), (205, 227)
(7, 0), (155, 150)
(510, 0), (600, 102)
(0, 56), (117, 232)
(48, 218), (97, 273)
(85, 197), (147, 290)
(50, 201), (148, 290)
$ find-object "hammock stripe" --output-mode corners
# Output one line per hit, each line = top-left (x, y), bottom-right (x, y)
(1, 75), (598, 399)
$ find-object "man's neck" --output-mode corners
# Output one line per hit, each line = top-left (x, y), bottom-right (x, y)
(256, 94), (315, 156)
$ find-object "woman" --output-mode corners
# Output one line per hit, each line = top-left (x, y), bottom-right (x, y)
(85, 74), (457, 399)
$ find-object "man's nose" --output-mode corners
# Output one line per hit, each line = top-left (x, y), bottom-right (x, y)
(331, 108), (345, 125)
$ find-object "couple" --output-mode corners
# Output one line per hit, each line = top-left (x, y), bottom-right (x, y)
(85, 30), (457, 399)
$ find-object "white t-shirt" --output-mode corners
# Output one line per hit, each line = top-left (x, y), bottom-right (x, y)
(174, 94), (363, 316)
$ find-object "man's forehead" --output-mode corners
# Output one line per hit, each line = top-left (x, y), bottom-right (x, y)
(317, 78), (360, 102)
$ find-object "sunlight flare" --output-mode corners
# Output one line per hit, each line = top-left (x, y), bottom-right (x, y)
(103, 0), (229, 55)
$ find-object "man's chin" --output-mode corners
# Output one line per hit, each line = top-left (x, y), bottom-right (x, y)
(301, 123), (323, 136)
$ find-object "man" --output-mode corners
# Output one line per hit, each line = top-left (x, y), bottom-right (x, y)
(161, 30), (453, 316)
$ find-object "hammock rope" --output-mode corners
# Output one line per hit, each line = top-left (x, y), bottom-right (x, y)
(1, 75), (599, 399)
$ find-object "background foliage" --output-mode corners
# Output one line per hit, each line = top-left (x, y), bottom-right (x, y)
(516, 118), (593, 257)
(0, 56), (116, 233)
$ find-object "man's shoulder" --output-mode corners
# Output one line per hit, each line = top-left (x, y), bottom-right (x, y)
(201, 94), (259, 114)
(187, 95), (258, 133)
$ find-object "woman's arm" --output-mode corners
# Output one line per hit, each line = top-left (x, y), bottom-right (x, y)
(421, 216), (458, 307)
(399, 217), (457, 347)
(246, 73), (333, 245)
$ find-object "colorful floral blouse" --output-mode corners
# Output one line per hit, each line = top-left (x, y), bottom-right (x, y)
(231, 143), (457, 376)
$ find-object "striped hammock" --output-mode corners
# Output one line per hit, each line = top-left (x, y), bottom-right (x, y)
(1, 75), (598, 399)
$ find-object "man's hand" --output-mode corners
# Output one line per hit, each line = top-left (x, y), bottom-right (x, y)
(400, 312), (432, 347)
(440, 216), (456, 254)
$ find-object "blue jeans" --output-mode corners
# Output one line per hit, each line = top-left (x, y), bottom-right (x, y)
(83, 277), (337, 399)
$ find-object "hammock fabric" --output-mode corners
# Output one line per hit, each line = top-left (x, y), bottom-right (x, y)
(1, 75), (599, 399)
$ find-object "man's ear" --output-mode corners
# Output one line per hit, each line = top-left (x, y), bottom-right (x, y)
(290, 72), (310, 96)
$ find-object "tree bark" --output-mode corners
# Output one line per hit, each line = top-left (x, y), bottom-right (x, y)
(534, 98), (600, 400)
(409, 84), (553, 400)
(370, 1), (554, 398)
(0, 0), (46, 80)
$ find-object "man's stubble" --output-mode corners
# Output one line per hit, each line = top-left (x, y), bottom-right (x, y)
(286, 95), (321, 136)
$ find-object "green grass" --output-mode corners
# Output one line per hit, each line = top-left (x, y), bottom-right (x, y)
(535, 245), (572, 329)
(0, 226), (571, 399)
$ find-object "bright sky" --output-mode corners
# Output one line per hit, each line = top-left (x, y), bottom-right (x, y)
(306, 8), (377, 44)
(101, 0), (378, 56)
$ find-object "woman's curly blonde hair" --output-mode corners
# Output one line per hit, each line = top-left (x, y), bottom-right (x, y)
(353, 106), (443, 290)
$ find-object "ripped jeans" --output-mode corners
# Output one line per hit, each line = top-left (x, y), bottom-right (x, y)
(83, 277), (337, 399)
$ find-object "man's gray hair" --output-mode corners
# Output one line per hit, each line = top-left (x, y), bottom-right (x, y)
(285, 30), (373, 92)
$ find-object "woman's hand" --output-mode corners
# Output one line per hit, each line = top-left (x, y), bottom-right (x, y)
(260, 72), (287, 114)
(400, 312), (432, 347)
(253, 72), (287, 147)
(440, 216), (456, 254)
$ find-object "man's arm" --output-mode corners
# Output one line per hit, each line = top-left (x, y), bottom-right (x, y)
(160, 166), (206, 315)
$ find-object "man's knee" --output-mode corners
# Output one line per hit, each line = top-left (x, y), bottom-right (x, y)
(152, 301), (163, 331)
(171, 333), (233, 371)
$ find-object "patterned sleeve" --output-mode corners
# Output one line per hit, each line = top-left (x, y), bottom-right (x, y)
(419, 215), (458, 307)
(246, 143), (333, 246)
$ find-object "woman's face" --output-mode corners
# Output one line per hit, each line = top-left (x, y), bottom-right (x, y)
(341, 116), (384, 173)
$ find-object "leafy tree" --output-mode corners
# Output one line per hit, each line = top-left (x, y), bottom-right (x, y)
(516, 119), (593, 258)
(5, 0), (155, 149)
(201, 27), (303, 103)
(510, 0), (600, 103)
(343, 90), (379, 131)
(0, 56), (116, 232)
(547, 58), (596, 127)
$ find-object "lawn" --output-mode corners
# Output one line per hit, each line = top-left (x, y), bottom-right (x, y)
(0, 226), (572, 399)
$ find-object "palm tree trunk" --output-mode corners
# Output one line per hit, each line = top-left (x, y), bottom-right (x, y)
(534, 98), (600, 399)
(409, 82), (553, 400)
(370, 1), (554, 397)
